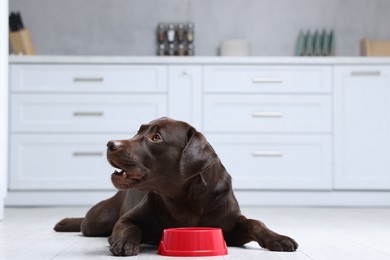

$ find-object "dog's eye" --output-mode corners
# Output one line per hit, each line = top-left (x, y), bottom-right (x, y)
(150, 133), (162, 142)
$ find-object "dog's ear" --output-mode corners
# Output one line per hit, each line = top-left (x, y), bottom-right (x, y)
(179, 127), (217, 177)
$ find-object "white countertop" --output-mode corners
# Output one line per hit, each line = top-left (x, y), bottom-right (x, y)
(8, 55), (390, 65)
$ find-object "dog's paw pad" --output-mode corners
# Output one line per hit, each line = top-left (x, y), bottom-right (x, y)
(265, 235), (298, 252)
(110, 240), (140, 256)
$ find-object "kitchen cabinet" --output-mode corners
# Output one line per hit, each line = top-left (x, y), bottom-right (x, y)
(203, 95), (332, 134)
(9, 64), (168, 190)
(334, 66), (390, 189)
(203, 65), (332, 93)
(208, 134), (332, 190)
(6, 56), (390, 206)
(10, 134), (127, 190)
(10, 64), (167, 93)
(10, 62), (332, 192)
(168, 65), (202, 129)
(11, 94), (167, 133)
(203, 65), (333, 190)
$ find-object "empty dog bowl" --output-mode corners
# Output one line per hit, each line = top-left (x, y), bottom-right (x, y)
(158, 227), (228, 257)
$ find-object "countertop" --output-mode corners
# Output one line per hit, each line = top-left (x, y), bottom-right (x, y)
(8, 55), (390, 65)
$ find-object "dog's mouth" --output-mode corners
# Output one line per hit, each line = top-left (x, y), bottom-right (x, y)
(113, 167), (127, 177)
(109, 160), (130, 176)
(109, 160), (146, 189)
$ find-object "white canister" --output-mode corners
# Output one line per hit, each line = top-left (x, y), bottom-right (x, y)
(220, 39), (250, 56)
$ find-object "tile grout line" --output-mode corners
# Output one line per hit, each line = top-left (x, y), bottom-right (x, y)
(0, 226), (46, 246)
(297, 248), (316, 260)
(49, 237), (84, 260)
(338, 234), (390, 258)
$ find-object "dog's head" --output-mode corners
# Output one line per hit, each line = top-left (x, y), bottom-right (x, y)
(107, 118), (217, 194)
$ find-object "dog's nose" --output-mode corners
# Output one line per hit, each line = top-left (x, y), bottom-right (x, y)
(107, 140), (123, 151)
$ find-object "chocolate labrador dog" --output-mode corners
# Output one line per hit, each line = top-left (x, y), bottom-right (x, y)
(54, 117), (298, 256)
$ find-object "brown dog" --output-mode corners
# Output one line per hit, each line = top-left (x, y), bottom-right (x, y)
(54, 117), (298, 256)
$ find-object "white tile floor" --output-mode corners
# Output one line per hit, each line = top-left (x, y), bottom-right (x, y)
(1, 207), (390, 260)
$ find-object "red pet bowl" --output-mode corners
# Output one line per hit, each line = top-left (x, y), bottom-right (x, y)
(158, 227), (228, 257)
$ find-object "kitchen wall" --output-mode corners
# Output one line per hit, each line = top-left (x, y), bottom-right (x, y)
(9, 0), (390, 56)
(1, 0), (9, 219)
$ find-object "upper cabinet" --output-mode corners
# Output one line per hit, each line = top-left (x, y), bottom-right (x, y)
(334, 66), (390, 189)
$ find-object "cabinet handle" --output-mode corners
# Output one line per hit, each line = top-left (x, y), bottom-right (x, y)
(252, 151), (283, 157)
(350, 71), (381, 76)
(73, 112), (104, 117)
(73, 77), (104, 82)
(252, 77), (283, 83)
(252, 112), (283, 117)
(73, 152), (104, 157)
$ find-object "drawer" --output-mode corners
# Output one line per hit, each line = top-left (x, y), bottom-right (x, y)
(206, 134), (332, 190)
(10, 64), (167, 93)
(204, 65), (331, 93)
(11, 94), (167, 133)
(204, 95), (332, 133)
(9, 134), (130, 190)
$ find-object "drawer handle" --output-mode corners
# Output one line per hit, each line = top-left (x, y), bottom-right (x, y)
(252, 151), (283, 157)
(350, 71), (381, 76)
(73, 152), (104, 157)
(73, 112), (104, 117)
(252, 77), (283, 84)
(73, 77), (104, 82)
(252, 112), (283, 117)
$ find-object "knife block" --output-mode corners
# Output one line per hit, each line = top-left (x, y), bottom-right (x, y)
(9, 29), (36, 55)
(361, 38), (390, 56)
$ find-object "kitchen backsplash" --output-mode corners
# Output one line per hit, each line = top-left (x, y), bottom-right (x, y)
(9, 0), (390, 56)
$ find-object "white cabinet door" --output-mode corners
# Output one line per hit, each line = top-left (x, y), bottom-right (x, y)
(334, 66), (390, 189)
(207, 134), (332, 190)
(168, 66), (202, 130)
(204, 65), (332, 94)
(11, 94), (167, 133)
(9, 134), (130, 190)
(10, 64), (168, 93)
(204, 95), (332, 134)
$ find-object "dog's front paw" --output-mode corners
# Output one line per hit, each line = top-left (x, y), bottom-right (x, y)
(264, 235), (298, 252)
(109, 238), (140, 256)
